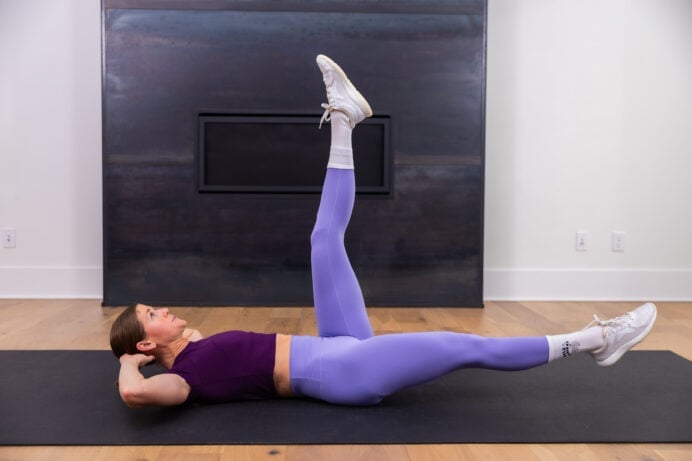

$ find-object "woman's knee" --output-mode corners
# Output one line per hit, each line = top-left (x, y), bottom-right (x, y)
(451, 333), (496, 367)
(310, 226), (343, 247)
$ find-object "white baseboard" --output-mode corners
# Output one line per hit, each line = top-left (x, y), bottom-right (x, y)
(0, 266), (102, 299)
(484, 268), (692, 301)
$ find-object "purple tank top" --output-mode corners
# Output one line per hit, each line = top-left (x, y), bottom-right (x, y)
(168, 331), (278, 403)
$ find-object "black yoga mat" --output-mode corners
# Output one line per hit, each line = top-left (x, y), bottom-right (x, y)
(0, 350), (690, 445)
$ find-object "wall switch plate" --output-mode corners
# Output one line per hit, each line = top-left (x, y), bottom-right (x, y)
(575, 231), (588, 252)
(612, 231), (625, 252)
(2, 228), (16, 248)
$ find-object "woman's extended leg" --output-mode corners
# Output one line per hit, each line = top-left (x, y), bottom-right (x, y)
(310, 332), (550, 405)
(310, 54), (374, 339)
(290, 303), (657, 405)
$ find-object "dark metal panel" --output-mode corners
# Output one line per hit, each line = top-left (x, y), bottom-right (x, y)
(102, 1), (487, 307)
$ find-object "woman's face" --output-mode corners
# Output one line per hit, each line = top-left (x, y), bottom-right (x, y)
(135, 304), (188, 345)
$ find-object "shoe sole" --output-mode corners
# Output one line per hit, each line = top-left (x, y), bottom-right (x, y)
(597, 303), (657, 367)
(316, 54), (373, 118)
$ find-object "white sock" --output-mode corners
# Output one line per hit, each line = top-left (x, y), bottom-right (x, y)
(327, 111), (354, 169)
(545, 326), (605, 362)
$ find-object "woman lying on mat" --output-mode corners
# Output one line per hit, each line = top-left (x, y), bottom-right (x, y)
(110, 55), (657, 408)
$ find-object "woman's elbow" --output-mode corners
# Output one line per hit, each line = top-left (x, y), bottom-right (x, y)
(119, 387), (144, 408)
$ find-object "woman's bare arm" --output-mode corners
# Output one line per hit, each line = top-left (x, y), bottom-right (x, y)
(117, 354), (190, 408)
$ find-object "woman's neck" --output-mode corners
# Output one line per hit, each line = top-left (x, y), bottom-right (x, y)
(155, 336), (190, 369)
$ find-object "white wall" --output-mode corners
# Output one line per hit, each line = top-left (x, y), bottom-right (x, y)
(0, 0), (102, 297)
(0, 0), (690, 300)
(485, 0), (692, 300)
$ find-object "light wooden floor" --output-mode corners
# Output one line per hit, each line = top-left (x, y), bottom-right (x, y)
(0, 299), (690, 461)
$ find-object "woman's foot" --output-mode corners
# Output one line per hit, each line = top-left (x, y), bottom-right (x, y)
(316, 54), (373, 129)
(589, 303), (657, 366)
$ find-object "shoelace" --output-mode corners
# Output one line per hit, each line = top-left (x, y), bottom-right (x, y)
(584, 312), (634, 333)
(318, 71), (336, 129)
(319, 103), (335, 129)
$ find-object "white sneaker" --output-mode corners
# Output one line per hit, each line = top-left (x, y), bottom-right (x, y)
(316, 54), (373, 129)
(589, 303), (657, 367)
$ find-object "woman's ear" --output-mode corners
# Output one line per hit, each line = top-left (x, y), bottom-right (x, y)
(136, 339), (156, 353)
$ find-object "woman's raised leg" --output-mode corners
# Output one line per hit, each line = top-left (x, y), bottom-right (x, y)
(311, 167), (373, 339)
(310, 54), (374, 339)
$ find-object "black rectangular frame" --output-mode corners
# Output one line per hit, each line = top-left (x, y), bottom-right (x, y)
(197, 114), (392, 194)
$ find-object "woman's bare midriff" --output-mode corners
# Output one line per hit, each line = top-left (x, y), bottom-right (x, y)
(273, 334), (293, 397)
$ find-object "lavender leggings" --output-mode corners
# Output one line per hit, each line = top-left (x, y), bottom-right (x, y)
(289, 168), (549, 405)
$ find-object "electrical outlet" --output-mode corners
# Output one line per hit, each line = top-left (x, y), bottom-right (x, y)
(2, 228), (16, 248)
(612, 231), (625, 252)
(575, 231), (588, 252)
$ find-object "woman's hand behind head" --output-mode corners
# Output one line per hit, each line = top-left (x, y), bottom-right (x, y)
(119, 353), (155, 369)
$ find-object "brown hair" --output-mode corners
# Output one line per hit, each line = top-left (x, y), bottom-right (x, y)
(109, 304), (146, 358)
